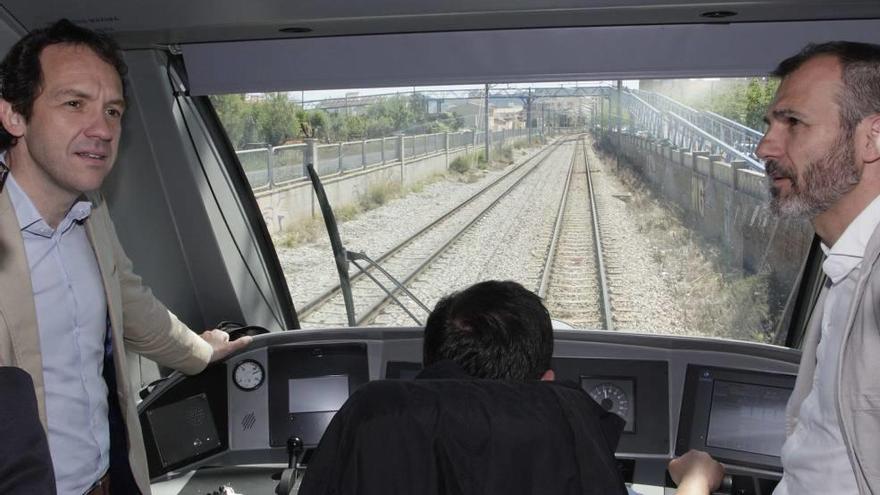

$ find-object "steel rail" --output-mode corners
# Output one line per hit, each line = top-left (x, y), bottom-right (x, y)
(582, 138), (614, 331)
(297, 138), (566, 321)
(537, 137), (578, 299)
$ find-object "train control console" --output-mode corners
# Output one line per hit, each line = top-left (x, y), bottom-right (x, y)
(142, 327), (799, 495)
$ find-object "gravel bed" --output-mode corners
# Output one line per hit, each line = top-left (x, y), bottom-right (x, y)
(372, 141), (575, 325)
(544, 142), (604, 328)
(298, 153), (548, 326)
(585, 141), (684, 333)
(274, 146), (542, 326)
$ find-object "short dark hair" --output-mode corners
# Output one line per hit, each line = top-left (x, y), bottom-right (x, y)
(0, 19), (127, 150)
(423, 280), (553, 381)
(773, 41), (880, 139)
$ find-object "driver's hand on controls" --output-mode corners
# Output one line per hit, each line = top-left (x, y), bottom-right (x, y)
(202, 329), (252, 363)
(668, 449), (725, 495)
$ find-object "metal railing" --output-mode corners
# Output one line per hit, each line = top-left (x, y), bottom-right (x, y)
(612, 89), (764, 171)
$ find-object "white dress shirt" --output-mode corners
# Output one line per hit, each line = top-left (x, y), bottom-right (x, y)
(772, 196), (880, 495)
(7, 173), (110, 495)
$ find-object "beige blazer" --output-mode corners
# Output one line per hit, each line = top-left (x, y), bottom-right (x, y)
(785, 224), (880, 494)
(0, 187), (213, 494)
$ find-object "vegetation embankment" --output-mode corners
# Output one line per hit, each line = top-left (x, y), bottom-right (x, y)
(608, 156), (773, 343)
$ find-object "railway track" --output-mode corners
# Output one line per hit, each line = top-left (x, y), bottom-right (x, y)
(373, 140), (577, 325)
(540, 136), (613, 329)
(298, 138), (571, 327)
(585, 139), (642, 328)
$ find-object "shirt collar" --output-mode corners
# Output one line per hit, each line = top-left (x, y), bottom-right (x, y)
(821, 194), (880, 284)
(5, 169), (93, 238)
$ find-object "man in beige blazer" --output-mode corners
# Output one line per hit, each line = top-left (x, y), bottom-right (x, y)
(0, 20), (249, 494)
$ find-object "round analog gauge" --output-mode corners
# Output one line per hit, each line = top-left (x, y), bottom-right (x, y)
(233, 359), (265, 391)
(588, 382), (630, 420)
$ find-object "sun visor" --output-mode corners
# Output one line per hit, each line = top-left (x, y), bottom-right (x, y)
(182, 20), (880, 95)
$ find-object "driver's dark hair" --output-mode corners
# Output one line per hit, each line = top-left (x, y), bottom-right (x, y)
(773, 41), (880, 139)
(0, 18), (127, 150)
(423, 280), (553, 381)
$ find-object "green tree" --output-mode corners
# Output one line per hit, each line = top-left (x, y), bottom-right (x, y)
(253, 93), (299, 146)
(210, 94), (257, 148)
(345, 114), (368, 140)
(212, 90), (483, 150)
(701, 78), (777, 131)
(367, 96), (415, 132)
(646, 78), (778, 132)
(295, 109), (331, 140)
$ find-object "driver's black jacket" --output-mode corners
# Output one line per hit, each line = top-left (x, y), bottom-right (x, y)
(299, 360), (627, 495)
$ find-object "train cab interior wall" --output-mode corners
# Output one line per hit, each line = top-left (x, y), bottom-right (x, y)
(2, 1), (879, 494)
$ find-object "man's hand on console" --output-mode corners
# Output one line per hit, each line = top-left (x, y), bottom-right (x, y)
(201, 329), (253, 363)
(668, 449), (725, 495)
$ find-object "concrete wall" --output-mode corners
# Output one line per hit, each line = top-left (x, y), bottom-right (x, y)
(600, 131), (814, 313)
(256, 147), (471, 233)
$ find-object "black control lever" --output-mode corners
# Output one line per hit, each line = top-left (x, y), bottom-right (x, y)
(666, 467), (734, 494)
(711, 474), (733, 494)
(288, 436), (305, 468)
(275, 436), (305, 495)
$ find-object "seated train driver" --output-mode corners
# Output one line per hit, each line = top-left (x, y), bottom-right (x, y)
(299, 280), (628, 495)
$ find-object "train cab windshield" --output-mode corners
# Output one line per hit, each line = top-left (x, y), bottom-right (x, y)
(210, 77), (808, 345)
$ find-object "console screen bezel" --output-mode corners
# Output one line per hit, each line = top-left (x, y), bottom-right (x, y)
(267, 343), (369, 448)
(147, 392), (223, 469)
(677, 365), (795, 472)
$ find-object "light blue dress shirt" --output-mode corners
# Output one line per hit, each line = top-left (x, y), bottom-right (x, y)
(7, 174), (110, 495)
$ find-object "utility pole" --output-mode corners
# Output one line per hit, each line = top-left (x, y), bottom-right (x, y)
(578, 98), (583, 129)
(616, 80), (622, 171)
(484, 83), (490, 162)
(541, 103), (545, 139)
(526, 88), (533, 145)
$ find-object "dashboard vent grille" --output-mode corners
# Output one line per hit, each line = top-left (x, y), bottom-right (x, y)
(241, 412), (256, 431)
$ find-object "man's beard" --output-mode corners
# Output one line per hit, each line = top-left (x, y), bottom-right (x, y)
(767, 134), (861, 218)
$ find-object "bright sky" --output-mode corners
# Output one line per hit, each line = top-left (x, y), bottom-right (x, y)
(296, 80), (639, 103)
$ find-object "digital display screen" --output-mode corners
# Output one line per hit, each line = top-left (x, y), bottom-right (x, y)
(146, 393), (222, 468)
(288, 375), (350, 413)
(706, 380), (790, 457)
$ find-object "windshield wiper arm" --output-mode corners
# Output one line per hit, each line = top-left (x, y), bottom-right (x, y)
(306, 164), (429, 327)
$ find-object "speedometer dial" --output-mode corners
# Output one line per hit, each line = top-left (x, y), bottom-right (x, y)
(233, 359), (265, 391)
(588, 383), (630, 421)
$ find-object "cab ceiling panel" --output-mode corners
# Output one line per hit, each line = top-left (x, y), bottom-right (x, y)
(182, 20), (880, 94)
(2, 0), (879, 47)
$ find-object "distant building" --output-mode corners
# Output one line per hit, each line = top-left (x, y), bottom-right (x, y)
(446, 101), (482, 129)
(446, 101), (525, 131)
(491, 105), (524, 130)
(244, 93), (268, 102)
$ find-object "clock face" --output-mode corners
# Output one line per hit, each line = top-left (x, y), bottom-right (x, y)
(233, 359), (265, 391)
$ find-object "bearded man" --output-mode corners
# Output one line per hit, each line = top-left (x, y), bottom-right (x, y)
(668, 41), (880, 495)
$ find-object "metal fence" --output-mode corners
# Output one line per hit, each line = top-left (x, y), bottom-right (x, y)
(273, 144), (306, 184)
(237, 128), (539, 190)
